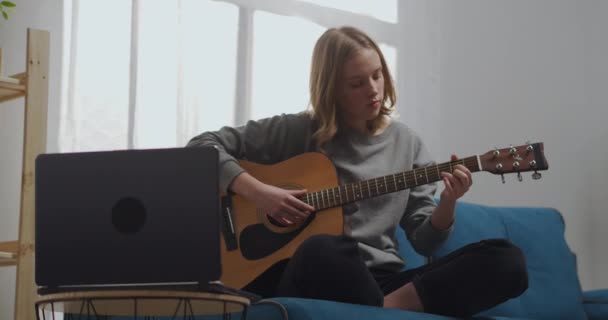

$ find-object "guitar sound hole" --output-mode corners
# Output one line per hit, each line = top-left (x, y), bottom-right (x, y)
(267, 215), (290, 228)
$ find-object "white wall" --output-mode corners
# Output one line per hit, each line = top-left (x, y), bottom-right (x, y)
(583, 0), (608, 291)
(0, 0), (65, 318)
(436, 0), (608, 289)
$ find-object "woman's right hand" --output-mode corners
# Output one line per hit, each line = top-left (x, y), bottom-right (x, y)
(252, 183), (315, 225)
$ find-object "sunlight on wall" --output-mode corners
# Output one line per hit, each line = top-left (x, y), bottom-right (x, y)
(251, 11), (325, 120)
(300, 0), (398, 23)
(69, 0), (132, 151)
(251, 12), (397, 121)
(135, 0), (179, 148)
(135, 0), (238, 148)
(379, 44), (397, 84)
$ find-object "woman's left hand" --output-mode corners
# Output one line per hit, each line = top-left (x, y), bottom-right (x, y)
(440, 154), (473, 203)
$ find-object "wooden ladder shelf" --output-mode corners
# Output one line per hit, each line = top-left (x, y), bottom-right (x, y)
(0, 28), (50, 320)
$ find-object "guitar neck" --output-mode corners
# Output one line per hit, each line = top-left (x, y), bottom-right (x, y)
(300, 156), (480, 210)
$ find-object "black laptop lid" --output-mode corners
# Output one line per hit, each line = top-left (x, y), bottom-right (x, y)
(35, 147), (220, 288)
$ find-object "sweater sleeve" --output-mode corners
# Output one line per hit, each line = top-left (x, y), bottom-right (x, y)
(399, 135), (452, 257)
(186, 113), (315, 192)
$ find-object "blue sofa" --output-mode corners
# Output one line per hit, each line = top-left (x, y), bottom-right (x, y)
(245, 201), (608, 320)
(96, 201), (607, 319)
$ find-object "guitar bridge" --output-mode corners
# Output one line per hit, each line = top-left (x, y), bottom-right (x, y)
(221, 195), (238, 251)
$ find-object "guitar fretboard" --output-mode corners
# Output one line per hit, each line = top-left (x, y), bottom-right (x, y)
(299, 156), (480, 210)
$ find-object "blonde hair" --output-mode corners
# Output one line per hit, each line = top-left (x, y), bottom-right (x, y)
(308, 26), (396, 150)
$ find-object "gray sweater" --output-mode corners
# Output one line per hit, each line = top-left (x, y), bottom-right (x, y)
(187, 112), (451, 272)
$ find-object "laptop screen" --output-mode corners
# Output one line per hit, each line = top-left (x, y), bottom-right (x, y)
(35, 147), (220, 288)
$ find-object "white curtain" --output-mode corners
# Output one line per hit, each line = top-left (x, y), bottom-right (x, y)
(59, 0), (439, 155)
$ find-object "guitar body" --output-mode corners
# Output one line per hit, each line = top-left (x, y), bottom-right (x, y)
(219, 153), (344, 289)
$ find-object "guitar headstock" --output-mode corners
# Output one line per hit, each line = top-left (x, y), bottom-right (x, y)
(479, 142), (548, 182)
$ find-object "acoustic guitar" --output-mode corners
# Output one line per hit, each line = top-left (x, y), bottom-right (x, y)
(219, 143), (548, 289)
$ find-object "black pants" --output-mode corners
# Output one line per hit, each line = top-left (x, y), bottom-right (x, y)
(244, 234), (528, 318)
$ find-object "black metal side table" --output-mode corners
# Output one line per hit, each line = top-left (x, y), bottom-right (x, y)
(35, 289), (250, 320)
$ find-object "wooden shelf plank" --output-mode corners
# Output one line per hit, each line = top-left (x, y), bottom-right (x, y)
(0, 258), (17, 267)
(10, 72), (28, 84)
(0, 77), (26, 103)
(0, 240), (19, 253)
(0, 76), (19, 84)
(0, 240), (18, 266)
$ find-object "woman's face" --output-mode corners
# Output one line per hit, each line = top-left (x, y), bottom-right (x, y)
(337, 48), (384, 131)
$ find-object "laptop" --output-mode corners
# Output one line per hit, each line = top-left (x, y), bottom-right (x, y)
(35, 146), (221, 293)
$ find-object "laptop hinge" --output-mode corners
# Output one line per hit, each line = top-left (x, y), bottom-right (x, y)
(221, 194), (238, 251)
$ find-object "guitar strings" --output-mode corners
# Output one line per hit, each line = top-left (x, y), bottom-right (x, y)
(301, 157), (479, 209)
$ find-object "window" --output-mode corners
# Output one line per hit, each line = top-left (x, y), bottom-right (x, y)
(63, 0), (401, 151)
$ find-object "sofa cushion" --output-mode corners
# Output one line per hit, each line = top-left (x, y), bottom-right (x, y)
(583, 289), (608, 320)
(432, 201), (509, 257)
(396, 199), (506, 271)
(426, 202), (586, 320)
(395, 226), (427, 270)
(494, 206), (586, 320)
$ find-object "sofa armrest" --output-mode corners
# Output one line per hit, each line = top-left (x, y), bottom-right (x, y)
(583, 289), (608, 320)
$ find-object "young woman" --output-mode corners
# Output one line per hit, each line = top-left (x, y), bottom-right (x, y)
(187, 26), (528, 317)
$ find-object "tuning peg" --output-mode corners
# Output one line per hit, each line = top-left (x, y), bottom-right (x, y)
(493, 148), (500, 158)
(501, 174), (505, 184)
(517, 172), (523, 182)
(529, 160), (537, 168)
(526, 143), (534, 153)
(532, 171), (542, 180)
(509, 145), (517, 155)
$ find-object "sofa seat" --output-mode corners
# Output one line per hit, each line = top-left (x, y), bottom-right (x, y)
(247, 297), (542, 320)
